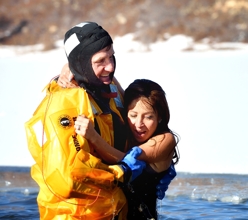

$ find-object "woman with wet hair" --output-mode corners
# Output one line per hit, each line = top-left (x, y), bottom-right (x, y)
(76, 79), (180, 219)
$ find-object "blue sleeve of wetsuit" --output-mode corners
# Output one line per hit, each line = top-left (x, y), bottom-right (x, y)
(118, 146), (146, 183)
(156, 163), (177, 200)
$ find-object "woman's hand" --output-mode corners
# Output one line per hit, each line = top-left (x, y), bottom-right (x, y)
(75, 115), (125, 163)
(74, 115), (102, 157)
(74, 115), (96, 142)
(57, 63), (79, 88)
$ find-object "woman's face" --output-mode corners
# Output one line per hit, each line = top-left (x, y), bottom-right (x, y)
(127, 98), (159, 143)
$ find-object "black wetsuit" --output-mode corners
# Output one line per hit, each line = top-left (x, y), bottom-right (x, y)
(123, 166), (167, 220)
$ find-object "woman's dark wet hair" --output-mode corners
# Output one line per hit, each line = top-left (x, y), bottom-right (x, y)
(124, 79), (180, 164)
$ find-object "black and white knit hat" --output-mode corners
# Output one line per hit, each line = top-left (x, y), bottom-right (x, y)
(64, 22), (115, 88)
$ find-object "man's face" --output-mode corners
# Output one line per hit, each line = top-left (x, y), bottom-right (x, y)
(91, 44), (115, 85)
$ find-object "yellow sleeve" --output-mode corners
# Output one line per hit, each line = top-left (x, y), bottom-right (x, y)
(25, 81), (125, 199)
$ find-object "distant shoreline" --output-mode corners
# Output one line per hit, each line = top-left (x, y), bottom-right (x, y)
(0, 165), (31, 172)
(0, 166), (246, 176)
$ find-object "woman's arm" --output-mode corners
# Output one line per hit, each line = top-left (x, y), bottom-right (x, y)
(75, 115), (125, 163)
(75, 115), (176, 172)
(57, 63), (79, 88)
(56, 63), (123, 93)
(138, 133), (176, 172)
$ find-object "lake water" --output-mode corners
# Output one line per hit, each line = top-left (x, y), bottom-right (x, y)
(0, 166), (247, 220)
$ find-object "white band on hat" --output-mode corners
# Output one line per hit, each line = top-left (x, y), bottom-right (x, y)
(64, 23), (90, 56)
(75, 22), (90, 28)
(64, 33), (80, 56)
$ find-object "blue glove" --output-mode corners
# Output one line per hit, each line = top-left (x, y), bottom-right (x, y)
(156, 163), (176, 200)
(119, 147), (146, 183)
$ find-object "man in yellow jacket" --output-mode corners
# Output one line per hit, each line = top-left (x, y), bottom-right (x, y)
(26, 22), (175, 220)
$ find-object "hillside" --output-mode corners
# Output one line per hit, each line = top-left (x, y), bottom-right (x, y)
(0, 0), (248, 50)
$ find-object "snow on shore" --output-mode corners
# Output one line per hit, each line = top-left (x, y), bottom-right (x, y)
(1, 35), (248, 174)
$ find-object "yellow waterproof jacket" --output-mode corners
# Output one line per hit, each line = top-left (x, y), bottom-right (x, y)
(25, 81), (127, 220)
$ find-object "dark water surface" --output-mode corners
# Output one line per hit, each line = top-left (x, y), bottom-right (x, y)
(0, 167), (247, 220)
